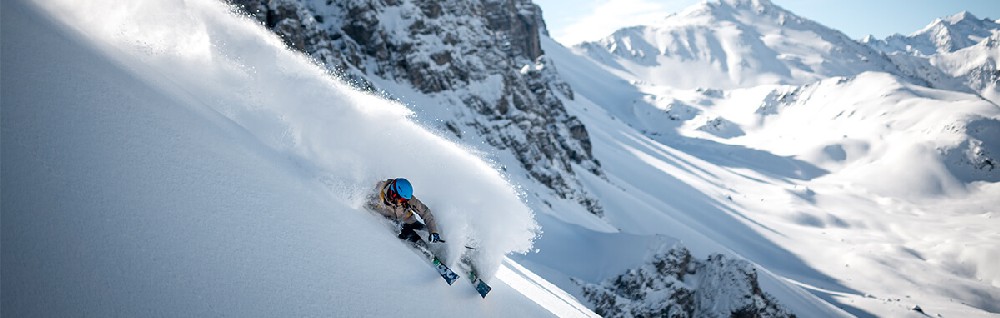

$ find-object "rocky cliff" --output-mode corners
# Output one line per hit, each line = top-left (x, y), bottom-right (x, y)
(578, 245), (794, 318)
(227, 0), (603, 215)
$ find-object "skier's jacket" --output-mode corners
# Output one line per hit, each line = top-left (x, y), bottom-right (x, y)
(366, 179), (440, 234)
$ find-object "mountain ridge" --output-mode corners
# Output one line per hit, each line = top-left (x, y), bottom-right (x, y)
(573, 0), (901, 90)
(863, 11), (1000, 56)
(860, 10), (1000, 104)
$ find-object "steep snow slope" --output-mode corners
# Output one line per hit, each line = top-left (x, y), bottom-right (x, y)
(573, 0), (898, 90)
(0, 0), (596, 316)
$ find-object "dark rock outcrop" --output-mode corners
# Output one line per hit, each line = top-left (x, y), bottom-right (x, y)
(578, 245), (795, 318)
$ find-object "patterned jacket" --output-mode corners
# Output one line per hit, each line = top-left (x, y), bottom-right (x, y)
(366, 179), (440, 234)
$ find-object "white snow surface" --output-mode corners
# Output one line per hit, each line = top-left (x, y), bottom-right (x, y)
(1, 0), (597, 316)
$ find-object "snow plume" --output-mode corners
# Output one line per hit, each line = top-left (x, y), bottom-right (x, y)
(31, 0), (538, 276)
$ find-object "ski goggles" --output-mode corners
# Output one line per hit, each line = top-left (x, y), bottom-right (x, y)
(387, 187), (409, 204)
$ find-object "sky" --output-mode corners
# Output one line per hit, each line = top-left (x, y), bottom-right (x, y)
(534, 0), (1000, 45)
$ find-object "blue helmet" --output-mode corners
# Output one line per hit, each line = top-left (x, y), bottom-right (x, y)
(393, 178), (413, 200)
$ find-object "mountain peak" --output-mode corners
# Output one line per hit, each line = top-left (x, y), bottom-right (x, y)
(921, 10), (994, 34)
(710, 0), (775, 7)
(575, 0), (894, 90)
(676, 0), (792, 23)
(866, 10), (1000, 55)
(944, 10), (978, 24)
(698, 0), (778, 13)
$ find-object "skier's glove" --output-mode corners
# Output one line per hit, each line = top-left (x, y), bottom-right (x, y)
(429, 233), (445, 243)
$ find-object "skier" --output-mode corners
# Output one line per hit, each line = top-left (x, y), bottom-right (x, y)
(366, 178), (444, 244)
(366, 177), (491, 297)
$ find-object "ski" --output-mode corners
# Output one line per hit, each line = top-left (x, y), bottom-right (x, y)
(367, 208), (460, 286)
(467, 269), (492, 298)
(458, 253), (492, 298)
(411, 240), (460, 285)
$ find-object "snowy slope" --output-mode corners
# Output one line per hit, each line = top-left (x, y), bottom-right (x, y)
(0, 0), (596, 316)
(930, 32), (1000, 103)
(572, 0), (898, 90)
(536, 35), (853, 317)
(544, 27), (1000, 316)
(685, 73), (1000, 317)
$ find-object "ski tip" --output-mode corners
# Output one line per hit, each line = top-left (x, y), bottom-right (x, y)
(476, 283), (492, 298)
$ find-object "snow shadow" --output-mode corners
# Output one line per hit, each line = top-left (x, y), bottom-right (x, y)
(545, 34), (827, 184)
(645, 132), (829, 183)
(595, 129), (866, 316)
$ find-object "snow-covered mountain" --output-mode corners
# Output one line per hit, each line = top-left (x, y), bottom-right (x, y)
(542, 0), (1000, 317)
(546, 35), (1000, 316)
(862, 11), (1000, 56)
(572, 0), (901, 90)
(862, 11), (1000, 104)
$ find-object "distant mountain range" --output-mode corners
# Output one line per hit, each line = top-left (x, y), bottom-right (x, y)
(862, 11), (1000, 56)
(574, 0), (999, 103)
(862, 10), (1000, 103)
(573, 0), (902, 89)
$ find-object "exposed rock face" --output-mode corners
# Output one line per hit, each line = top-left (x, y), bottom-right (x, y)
(578, 245), (794, 318)
(226, 0), (603, 214)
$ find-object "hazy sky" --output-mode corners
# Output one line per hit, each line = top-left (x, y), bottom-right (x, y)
(534, 0), (1000, 45)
